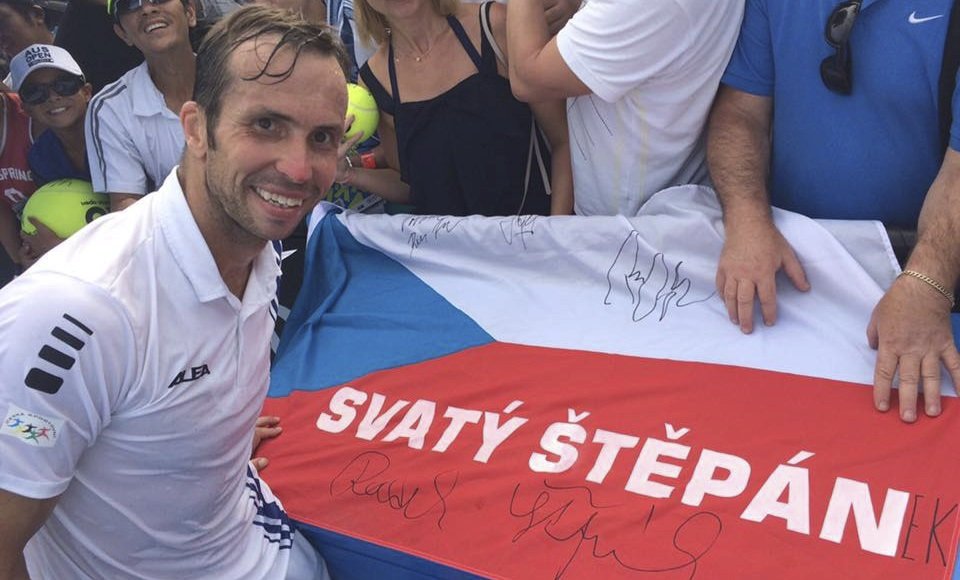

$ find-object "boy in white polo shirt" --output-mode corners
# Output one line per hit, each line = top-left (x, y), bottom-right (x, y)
(9, 44), (93, 267)
(11, 44), (92, 186)
(85, 0), (197, 211)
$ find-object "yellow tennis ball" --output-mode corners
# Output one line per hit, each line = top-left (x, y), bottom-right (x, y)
(21, 179), (109, 238)
(344, 83), (379, 143)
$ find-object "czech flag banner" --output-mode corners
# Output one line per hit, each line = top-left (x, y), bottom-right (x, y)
(263, 186), (960, 579)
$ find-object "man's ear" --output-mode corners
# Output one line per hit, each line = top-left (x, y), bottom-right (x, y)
(180, 101), (208, 160)
(113, 22), (133, 46)
(185, 0), (197, 27)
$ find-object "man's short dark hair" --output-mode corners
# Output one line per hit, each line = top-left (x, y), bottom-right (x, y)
(194, 5), (349, 147)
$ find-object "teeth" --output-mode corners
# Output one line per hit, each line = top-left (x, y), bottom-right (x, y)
(49, 107), (66, 114)
(255, 187), (303, 208)
(145, 22), (167, 32)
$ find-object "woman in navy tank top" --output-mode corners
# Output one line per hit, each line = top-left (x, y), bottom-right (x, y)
(340, 0), (572, 216)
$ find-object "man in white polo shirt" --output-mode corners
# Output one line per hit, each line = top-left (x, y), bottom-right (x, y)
(85, 0), (197, 211)
(506, 0), (744, 216)
(0, 6), (348, 577)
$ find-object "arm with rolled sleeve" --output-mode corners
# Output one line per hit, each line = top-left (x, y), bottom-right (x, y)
(84, 94), (149, 211)
(0, 273), (136, 573)
(707, 0), (809, 335)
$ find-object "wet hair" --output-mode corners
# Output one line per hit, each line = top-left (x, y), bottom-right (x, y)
(193, 5), (349, 147)
(355, 0), (459, 46)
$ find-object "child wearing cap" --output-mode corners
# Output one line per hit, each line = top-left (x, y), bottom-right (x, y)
(11, 44), (91, 185)
(10, 43), (92, 267)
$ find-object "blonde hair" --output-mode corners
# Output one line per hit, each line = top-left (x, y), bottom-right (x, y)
(355, 0), (459, 46)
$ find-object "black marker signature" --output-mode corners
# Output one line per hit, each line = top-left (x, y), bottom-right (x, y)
(330, 451), (458, 529)
(604, 231), (714, 322)
(401, 216), (465, 256)
(499, 215), (539, 250)
(509, 480), (722, 579)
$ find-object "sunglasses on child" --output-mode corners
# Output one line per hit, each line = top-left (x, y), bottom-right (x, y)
(18, 75), (85, 106)
(108, 0), (176, 19)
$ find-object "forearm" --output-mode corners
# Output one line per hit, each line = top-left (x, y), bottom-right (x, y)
(339, 167), (410, 205)
(706, 87), (773, 227)
(527, 99), (572, 215)
(904, 149), (960, 288)
(868, 149), (960, 422)
(548, 142), (573, 215)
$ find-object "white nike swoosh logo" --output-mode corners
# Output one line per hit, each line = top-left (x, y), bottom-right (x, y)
(908, 11), (944, 24)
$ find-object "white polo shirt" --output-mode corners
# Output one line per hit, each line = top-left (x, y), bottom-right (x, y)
(556, 0), (744, 216)
(85, 61), (186, 195)
(0, 170), (295, 578)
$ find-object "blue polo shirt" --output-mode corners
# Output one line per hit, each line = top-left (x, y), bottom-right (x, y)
(28, 129), (90, 187)
(721, 0), (960, 227)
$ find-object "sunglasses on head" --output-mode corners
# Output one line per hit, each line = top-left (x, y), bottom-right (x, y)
(19, 75), (85, 106)
(820, 0), (861, 94)
(108, 0), (176, 19)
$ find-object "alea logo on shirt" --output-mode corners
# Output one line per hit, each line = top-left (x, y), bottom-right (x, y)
(168, 364), (211, 389)
(1, 404), (63, 447)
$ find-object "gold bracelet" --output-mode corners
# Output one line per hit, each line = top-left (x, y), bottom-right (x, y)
(899, 269), (956, 305)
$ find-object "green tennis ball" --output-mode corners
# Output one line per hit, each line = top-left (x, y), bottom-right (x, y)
(21, 179), (109, 238)
(344, 83), (379, 143)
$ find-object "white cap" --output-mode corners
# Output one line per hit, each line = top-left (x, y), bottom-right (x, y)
(9, 44), (84, 92)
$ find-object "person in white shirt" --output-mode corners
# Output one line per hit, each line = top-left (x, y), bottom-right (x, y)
(506, 0), (744, 216)
(85, 0), (196, 211)
(0, 6), (348, 577)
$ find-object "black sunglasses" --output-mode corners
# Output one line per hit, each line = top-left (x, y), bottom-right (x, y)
(109, 0), (176, 19)
(820, 0), (861, 94)
(19, 75), (85, 106)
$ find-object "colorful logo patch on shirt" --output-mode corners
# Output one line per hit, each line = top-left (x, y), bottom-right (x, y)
(1, 404), (63, 447)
